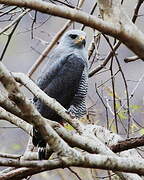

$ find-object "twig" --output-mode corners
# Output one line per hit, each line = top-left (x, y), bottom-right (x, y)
(68, 167), (82, 180)
(95, 84), (109, 128)
(17, 15), (51, 34)
(51, 0), (75, 8)
(103, 34), (131, 137)
(124, 56), (139, 63)
(31, 10), (37, 39)
(132, 0), (144, 23)
(116, 72), (144, 114)
(89, 41), (121, 77)
(0, 6), (17, 17)
(0, 16), (20, 61)
(109, 57), (118, 133)
(129, 73), (144, 98)
(0, 153), (21, 159)
(0, 9), (30, 35)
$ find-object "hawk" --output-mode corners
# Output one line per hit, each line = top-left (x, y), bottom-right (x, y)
(32, 29), (89, 159)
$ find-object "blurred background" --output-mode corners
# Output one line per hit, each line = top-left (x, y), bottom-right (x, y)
(0, 0), (144, 179)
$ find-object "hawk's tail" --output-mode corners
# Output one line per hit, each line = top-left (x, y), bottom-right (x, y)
(32, 127), (47, 160)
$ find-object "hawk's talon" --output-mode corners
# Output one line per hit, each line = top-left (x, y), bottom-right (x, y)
(66, 108), (76, 119)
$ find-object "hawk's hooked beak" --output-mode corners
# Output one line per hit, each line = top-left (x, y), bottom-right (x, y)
(75, 35), (86, 46)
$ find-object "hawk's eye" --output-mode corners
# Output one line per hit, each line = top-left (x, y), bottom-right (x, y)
(69, 34), (78, 39)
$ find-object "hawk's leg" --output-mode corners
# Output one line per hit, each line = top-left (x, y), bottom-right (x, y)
(66, 105), (76, 119)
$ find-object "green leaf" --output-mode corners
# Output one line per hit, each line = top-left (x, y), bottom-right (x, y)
(116, 102), (121, 110)
(11, 144), (21, 151)
(139, 128), (144, 135)
(64, 124), (74, 131)
(118, 111), (127, 120)
(131, 123), (138, 133)
(130, 105), (142, 110)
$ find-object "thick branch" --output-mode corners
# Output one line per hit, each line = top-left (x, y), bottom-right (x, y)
(0, 106), (32, 135)
(0, 0), (117, 34)
(0, 153), (144, 176)
(0, 91), (22, 118)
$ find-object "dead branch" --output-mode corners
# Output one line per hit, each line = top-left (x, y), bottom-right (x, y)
(111, 136), (144, 153)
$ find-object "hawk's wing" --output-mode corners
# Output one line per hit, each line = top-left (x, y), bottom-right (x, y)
(34, 53), (85, 119)
(32, 53), (85, 149)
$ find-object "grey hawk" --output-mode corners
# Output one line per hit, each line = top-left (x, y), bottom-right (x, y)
(32, 29), (89, 159)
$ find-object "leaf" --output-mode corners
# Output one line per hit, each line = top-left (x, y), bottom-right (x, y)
(118, 111), (127, 120)
(105, 87), (120, 99)
(111, 123), (116, 133)
(116, 102), (121, 110)
(130, 105), (142, 111)
(11, 144), (21, 151)
(64, 124), (74, 131)
(109, 119), (116, 133)
(131, 123), (138, 133)
(139, 128), (144, 135)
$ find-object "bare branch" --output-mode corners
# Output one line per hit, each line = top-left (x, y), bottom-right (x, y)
(124, 56), (139, 63)
(0, 106), (32, 135)
(0, 153), (144, 176)
(0, 91), (22, 117)
(0, 153), (21, 159)
(111, 136), (144, 153)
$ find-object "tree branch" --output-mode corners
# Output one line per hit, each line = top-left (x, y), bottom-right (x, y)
(111, 136), (144, 153)
(0, 106), (32, 135)
(0, 153), (144, 176)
